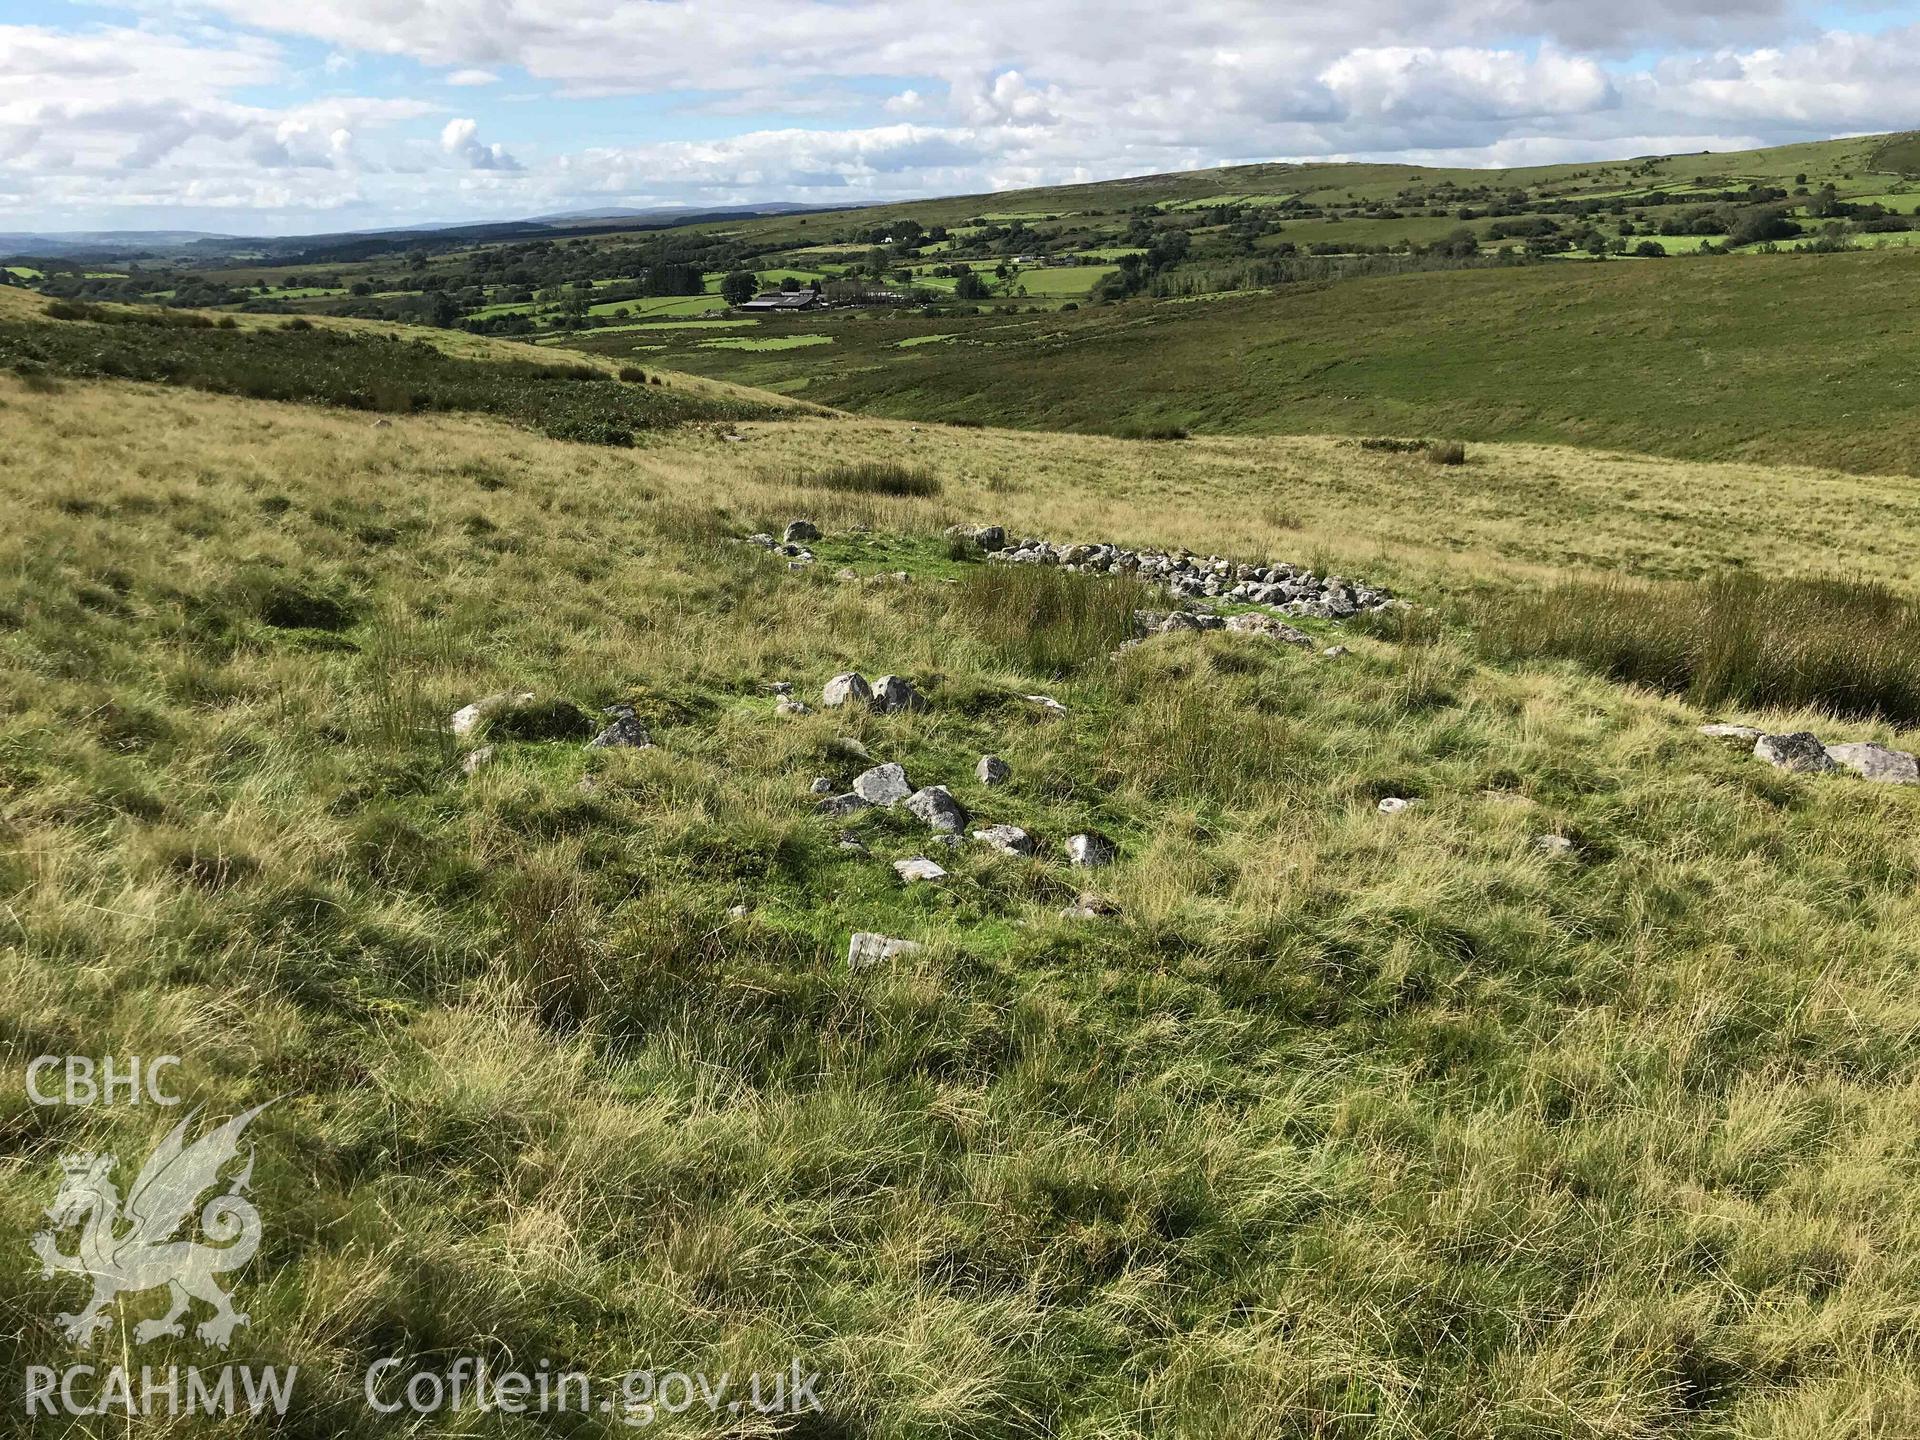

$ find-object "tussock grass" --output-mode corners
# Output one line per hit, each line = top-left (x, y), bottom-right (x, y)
(1113, 421), (1191, 441)
(1479, 571), (1920, 723)
(783, 460), (942, 497)
(951, 564), (1153, 676)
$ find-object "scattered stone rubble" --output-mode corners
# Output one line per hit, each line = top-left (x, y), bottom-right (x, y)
(748, 518), (1393, 630)
(972, 531), (1394, 620)
(821, 672), (926, 713)
(1702, 723), (1918, 783)
(587, 703), (652, 750)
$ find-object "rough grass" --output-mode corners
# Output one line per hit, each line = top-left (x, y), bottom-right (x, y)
(951, 565), (1154, 676)
(1478, 572), (1920, 723)
(4, 374), (1920, 1436)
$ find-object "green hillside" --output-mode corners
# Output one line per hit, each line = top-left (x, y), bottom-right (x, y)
(648, 247), (1920, 476)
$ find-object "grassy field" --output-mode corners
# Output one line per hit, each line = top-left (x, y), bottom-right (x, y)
(4, 354), (1920, 1435)
(1005, 264), (1115, 296)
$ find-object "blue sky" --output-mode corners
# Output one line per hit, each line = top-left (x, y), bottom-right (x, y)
(3, 0), (1919, 234)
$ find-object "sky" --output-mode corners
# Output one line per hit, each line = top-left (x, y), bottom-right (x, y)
(3, 0), (1920, 235)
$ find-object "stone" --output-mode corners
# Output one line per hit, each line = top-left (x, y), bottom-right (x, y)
(728, 904), (751, 919)
(893, 857), (947, 884)
(1061, 891), (1120, 920)
(976, 754), (1011, 786)
(972, 824), (1034, 856)
(871, 674), (926, 714)
(450, 691), (533, 737)
(822, 672), (873, 709)
(1753, 732), (1839, 774)
(1023, 693), (1068, 716)
(1824, 742), (1919, 784)
(768, 681), (794, 696)
(831, 736), (873, 761)
(744, 533), (776, 548)
(835, 832), (868, 854)
(906, 786), (968, 833)
(1699, 723), (1766, 746)
(853, 762), (913, 807)
(776, 699), (813, 717)
(931, 833), (963, 849)
(1533, 834), (1574, 856)
(813, 792), (871, 819)
(809, 776), (835, 795)
(848, 932), (924, 968)
(586, 704), (652, 749)
(1378, 797), (1418, 816)
(784, 519), (821, 543)
(1065, 831), (1115, 867)
(1322, 645), (1350, 659)
(460, 744), (495, 776)
(1223, 613), (1314, 647)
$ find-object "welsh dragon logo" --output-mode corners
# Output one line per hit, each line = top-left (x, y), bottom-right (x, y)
(30, 1103), (271, 1349)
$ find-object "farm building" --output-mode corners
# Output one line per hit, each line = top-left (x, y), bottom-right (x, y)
(739, 290), (823, 312)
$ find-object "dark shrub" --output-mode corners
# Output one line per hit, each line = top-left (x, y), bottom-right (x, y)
(281, 318), (314, 332)
(255, 581), (355, 632)
(368, 378), (422, 413)
(543, 416), (634, 447)
(617, 366), (647, 382)
(787, 462), (940, 497)
(1426, 441), (1468, 466)
(1115, 422), (1190, 441)
(0, 311), (778, 446)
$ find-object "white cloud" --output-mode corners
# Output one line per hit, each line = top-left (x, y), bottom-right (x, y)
(445, 68), (499, 86)
(1319, 46), (1614, 121)
(440, 115), (520, 170)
